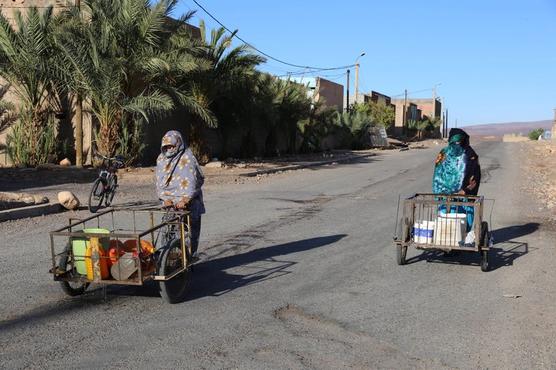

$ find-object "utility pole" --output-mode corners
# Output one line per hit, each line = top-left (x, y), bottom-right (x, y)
(402, 89), (408, 129)
(354, 52), (365, 105)
(346, 69), (350, 112)
(74, 0), (83, 167)
(432, 86), (436, 119)
(445, 109), (449, 137)
(355, 63), (359, 104)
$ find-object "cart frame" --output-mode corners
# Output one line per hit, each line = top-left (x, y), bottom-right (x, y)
(49, 207), (192, 286)
(394, 193), (491, 271)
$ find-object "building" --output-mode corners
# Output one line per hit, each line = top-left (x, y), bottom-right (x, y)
(286, 76), (344, 111)
(391, 97), (442, 136)
(314, 77), (344, 111)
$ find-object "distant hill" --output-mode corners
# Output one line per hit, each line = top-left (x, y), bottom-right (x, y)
(463, 120), (552, 137)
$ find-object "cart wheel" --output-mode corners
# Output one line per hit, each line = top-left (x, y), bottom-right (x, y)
(480, 221), (490, 272)
(59, 243), (90, 296)
(396, 220), (410, 266)
(396, 244), (407, 265)
(88, 178), (105, 213)
(158, 239), (190, 304)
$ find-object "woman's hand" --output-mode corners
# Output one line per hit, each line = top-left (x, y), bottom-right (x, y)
(175, 197), (191, 210)
(163, 199), (174, 208)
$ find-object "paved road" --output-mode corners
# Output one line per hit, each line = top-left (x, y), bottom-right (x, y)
(1, 141), (555, 369)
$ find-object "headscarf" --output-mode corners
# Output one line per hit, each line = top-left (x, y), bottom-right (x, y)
(155, 131), (205, 211)
(432, 129), (468, 194)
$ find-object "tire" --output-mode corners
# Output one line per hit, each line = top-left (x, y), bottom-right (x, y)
(59, 242), (90, 296)
(88, 178), (105, 213)
(396, 243), (407, 265)
(396, 219), (410, 266)
(480, 221), (489, 272)
(104, 175), (117, 207)
(158, 239), (190, 304)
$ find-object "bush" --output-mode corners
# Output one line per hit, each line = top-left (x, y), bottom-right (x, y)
(528, 128), (545, 140)
(116, 119), (146, 166)
(6, 115), (57, 167)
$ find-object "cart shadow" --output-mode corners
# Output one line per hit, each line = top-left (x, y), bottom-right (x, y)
(0, 235), (346, 333)
(405, 223), (537, 271)
(406, 242), (528, 271)
(184, 234), (346, 301)
(107, 234), (347, 301)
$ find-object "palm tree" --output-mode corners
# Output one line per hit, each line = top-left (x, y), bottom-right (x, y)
(56, 0), (214, 157)
(0, 6), (63, 166)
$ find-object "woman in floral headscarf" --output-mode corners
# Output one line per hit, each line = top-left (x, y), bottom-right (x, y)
(156, 130), (205, 258)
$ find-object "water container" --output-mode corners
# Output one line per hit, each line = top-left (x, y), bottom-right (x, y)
(434, 215), (466, 246)
(110, 252), (139, 280)
(72, 228), (110, 276)
(421, 221), (435, 244)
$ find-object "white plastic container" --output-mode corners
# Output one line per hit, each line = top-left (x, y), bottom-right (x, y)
(413, 222), (422, 243)
(434, 214), (467, 246)
(421, 221), (435, 244)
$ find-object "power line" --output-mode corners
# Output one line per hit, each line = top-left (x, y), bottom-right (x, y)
(390, 87), (435, 98)
(190, 0), (355, 72)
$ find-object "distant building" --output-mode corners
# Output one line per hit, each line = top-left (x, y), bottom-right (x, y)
(391, 97), (442, 136)
(287, 76), (344, 111)
(315, 77), (344, 111)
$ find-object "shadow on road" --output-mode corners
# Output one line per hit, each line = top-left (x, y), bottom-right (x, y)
(183, 234), (346, 301)
(405, 223), (537, 271)
(0, 167), (98, 191)
(491, 223), (539, 243)
(0, 235), (346, 331)
(107, 234), (347, 302)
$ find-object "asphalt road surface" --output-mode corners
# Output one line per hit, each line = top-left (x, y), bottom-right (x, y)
(1, 141), (555, 369)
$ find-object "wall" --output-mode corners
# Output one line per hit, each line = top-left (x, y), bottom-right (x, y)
(315, 77), (343, 111)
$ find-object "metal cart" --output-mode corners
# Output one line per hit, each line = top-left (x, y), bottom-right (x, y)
(394, 193), (491, 271)
(49, 207), (192, 303)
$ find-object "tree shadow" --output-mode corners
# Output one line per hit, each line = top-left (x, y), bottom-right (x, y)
(0, 167), (98, 191)
(405, 223), (537, 271)
(0, 235), (346, 331)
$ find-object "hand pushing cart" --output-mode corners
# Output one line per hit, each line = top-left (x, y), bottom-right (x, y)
(394, 193), (492, 271)
(49, 207), (193, 303)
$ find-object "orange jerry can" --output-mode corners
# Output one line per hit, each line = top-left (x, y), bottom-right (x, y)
(85, 237), (110, 280)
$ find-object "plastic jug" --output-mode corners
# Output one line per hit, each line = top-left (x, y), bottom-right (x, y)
(84, 237), (110, 280)
(110, 252), (139, 280)
(72, 228), (110, 276)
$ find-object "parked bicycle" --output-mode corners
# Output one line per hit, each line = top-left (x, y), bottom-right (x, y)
(88, 154), (125, 213)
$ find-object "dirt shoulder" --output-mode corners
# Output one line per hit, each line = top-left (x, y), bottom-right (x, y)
(519, 140), (556, 213)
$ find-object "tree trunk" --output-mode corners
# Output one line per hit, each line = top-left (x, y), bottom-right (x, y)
(75, 96), (83, 167)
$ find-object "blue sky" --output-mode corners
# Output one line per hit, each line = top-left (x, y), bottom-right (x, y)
(175, 0), (556, 126)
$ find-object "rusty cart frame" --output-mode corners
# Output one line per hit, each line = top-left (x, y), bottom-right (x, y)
(49, 207), (193, 303)
(393, 193), (491, 271)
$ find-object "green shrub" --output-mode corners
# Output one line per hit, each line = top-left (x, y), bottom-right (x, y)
(6, 115), (56, 167)
(528, 128), (545, 140)
(116, 119), (146, 166)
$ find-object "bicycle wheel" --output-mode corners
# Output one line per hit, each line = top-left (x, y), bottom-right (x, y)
(88, 178), (105, 213)
(104, 175), (117, 207)
(59, 243), (90, 296)
(158, 239), (190, 304)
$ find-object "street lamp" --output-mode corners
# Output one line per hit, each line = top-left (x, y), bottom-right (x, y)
(355, 52), (366, 103)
